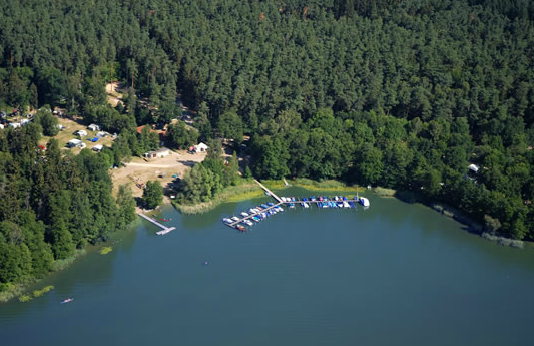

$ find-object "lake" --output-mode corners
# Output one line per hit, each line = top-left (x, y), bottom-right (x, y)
(1, 187), (533, 346)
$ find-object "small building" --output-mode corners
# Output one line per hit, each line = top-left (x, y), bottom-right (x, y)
(96, 131), (108, 138)
(144, 147), (171, 159)
(76, 130), (87, 137)
(468, 163), (480, 173)
(88, 124), (100, 131)
(9, 122), (21, 128)
(92, 144), (103, 152)
(194, 142), (209, 152)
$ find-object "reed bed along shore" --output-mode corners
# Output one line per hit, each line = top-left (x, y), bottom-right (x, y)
(173, 180), (263, 215)
(0, 249), (87, 304)
(263, 178), (365, 194)
(174, 178), (371, 216)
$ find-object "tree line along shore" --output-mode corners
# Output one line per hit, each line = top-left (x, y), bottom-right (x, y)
(2, 0), (534, 300)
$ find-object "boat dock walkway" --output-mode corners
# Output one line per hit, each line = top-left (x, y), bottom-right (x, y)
(227, 202), (284, 227)
(138, 213), (176, 235)
(254, 179), (283, 203)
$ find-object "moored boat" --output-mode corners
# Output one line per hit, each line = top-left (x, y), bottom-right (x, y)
(359, 197), (370, 207)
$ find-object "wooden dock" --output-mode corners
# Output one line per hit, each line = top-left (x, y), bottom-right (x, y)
(225, 181), (364, 229)
(138, 213), (176, 235)
(227, 202), (284, 227)
(254, 179), (283, 203)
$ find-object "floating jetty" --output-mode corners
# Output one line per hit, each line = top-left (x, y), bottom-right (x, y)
(137, 213), (176, 235)
(222, 180), (370, 231)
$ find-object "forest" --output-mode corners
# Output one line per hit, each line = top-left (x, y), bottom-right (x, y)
(1, 0), (534, 290)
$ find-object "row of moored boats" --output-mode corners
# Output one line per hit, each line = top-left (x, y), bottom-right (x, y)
(279, 196), (370, 209)
(222, 196), (370, 231)
(222, 203), (285, 231)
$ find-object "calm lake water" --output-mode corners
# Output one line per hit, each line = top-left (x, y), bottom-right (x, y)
(1, 187), (533, 346)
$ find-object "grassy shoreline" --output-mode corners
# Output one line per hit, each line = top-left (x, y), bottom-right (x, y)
(172, 180), (264, 214)
(0, 249), (86, 304)
(173, 178), (369, 216)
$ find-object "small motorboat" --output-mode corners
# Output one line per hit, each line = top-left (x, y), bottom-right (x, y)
(231, 216), (240, 222)
(60, 298), (74, 304)
(240, 212), (249, 217)
(236, 225), (246, 232)
(222, 218), (232, 224)
(267, 202), (275, 206)
(160, 218), (170, 222)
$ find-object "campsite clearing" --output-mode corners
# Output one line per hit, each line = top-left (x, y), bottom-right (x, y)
(38, 117), (115, 153)
(110, 149), (207, 199)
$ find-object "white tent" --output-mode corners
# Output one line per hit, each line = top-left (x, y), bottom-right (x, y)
(468, 163), (479, 173)
(194, 142), (209, 152)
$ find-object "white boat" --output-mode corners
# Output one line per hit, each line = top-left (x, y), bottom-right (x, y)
(359, 197), (370, 207)
(303, 202), (309, 208)
(222, 218), (232, 224)
(231, 216), (240, 222)
(343, 201), (350, 208)
(240, 212), (249, 217)
(248, 208), (257, 214)
(244, 220), (254, 226)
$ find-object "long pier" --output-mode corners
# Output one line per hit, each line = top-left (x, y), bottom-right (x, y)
(226, 181), (365, 229)
(138, 213), (176, 235)
(254, 179), (283, 203)
(227, 202), (284, 227)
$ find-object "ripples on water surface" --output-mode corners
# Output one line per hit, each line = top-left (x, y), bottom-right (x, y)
(1, 188), (533, 346)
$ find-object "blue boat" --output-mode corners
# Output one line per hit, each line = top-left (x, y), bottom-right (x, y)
(267, 202), (275, 206)
(349, 201), (356, 208)
(261, 204), (269, 209)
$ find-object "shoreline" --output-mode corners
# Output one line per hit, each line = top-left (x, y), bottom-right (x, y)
(0, 249), (86, 304)
(172, 180), (264, 214)
(0, 220), (139, 305)
(173, 178), (529, 249)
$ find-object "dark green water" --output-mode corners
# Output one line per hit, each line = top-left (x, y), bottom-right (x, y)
(1, 187), (533, 346)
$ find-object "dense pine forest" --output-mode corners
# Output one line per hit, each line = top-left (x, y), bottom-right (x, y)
(1, 0), (534, 291)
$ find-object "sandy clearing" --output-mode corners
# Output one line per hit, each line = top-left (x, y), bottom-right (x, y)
(111, 149), (207, 199)
(106, 82), (124, 107)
